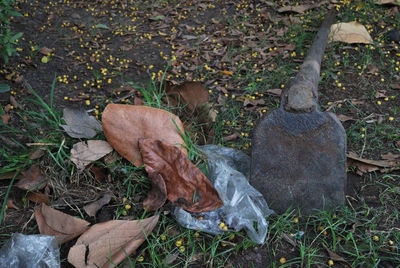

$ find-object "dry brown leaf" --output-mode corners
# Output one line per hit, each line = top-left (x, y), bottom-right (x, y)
(15, 165), (47, 191)
(27, 191), (50, 204)
(376, 0), (400, 5)
(391, 83), (400, 89)
(165, 81), (209, 110)
(90, 166), (106, 182)
(277, 4), (311, 13)
(10, 96), (19, 108)
(266, 88), (282, 96)
(67, 215), (159, 268)
(139, 139), (223, 213)
(102, 104), (187, 167)
(39, 47), (54, 55)
(1, 114), (10, 124)
(70, 140), (113, 170)
(336, 114), (355, 122)
(83, 192), (113, 217)
(35, 203), (90, 244)
(381, 152), (400, 161)
(6, 198), (20, 210)
(28, 148), (46, 160)
(322, 243), (351, 267)
(329, 22), (373, 44)
(347, 152), (400, 174)
(223, 132), (241, 142)
(374, 90), (388, 98)
(143, 173), (167, 211)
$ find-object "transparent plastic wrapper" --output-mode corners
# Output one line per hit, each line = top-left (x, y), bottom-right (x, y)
(0, 233), (60, 268)
(173, 145), (274, 244)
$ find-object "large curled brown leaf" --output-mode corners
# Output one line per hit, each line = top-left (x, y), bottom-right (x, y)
(139, 138), (223, 212)
(165, 81), (209, 111)
(102, 104), (187, 167)
(68, 215), (159, 268)
(15, 165), (47, 191)
(35, 204), (90, 244)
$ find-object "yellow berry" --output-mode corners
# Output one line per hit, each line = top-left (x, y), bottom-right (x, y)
(389, 117), (394, 121)
(293, 217), (299, 223)
(125, 204), (131, 210)
(85, 100), (91, 106)
(373, 235), (379, 242)
(388, 240), (394, 245)
(41, 56), (49, 63)
(121, 210), (127, 216)
(122, 197), (128, 203)
(219, 222), (226, 229)
(328, 259), (334, 266)
(377, 101), (382, 105)
(175, 239), (183, 247)
(160, 234), (166, 241)
(137, 256), (144, 262)
(179, 246), (185, 252)
(279, 257), (286, 264)
(194, 232), (199, 238)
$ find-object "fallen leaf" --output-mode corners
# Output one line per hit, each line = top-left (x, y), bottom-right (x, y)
(208, 108), (218, 122)
(6, 198), (20, 210)
(376, 0), (400, 5)
(89, 166), (106, 182)
(9, 96), (18, 108)
(374, 90), (387, 98)
(15, 166), (47, 191)
(60, 108), (102, 139)
(102, 104), (187, 167)
(35, 203), (90, 244)
(27, 191), (50, 204)
(266, 88), (282, 96)
(39, 47), (54, 55)
(381, 152), (400, 161)
(0, 171), (16, 180)
(28, 148), (46, 160)
(143, 173), (167, 211)
(83, 192), (113, 217)
(367, 65), (379, 74)
(336, 114), (355, 122)
(67, 215), (159, 268)
(165, 81), (209, 110)
(1, 114), (10, 124)
(329, 22), (373, 44)
(347, 152), (400, 174)
(322, 243), (351, 267)
(277, 4), (311, 13)
(139, 139), (223, 213)
(70, 140), (113, 170)
(391, 83), (400, 89)
(223, 132), (241, 142)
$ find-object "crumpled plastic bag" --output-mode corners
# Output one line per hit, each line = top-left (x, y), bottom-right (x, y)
(173, 145), (274, 244)
(0, 233), (60, 268)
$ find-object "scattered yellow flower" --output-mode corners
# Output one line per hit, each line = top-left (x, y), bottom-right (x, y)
(279, 257), (286, 264)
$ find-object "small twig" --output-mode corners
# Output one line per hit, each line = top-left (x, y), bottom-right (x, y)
(26, 142), (57, 146)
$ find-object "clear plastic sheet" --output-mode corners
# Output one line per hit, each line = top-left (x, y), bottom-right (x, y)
(0, 233), (60, 268)
(173, 145), (274, 244)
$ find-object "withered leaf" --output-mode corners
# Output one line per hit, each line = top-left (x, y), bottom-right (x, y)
(83, 192), (113, 217)
(39, 47), (54, 55)
(329, 22), (373, 44)
(1, 114), (10, 124)
(6, 198), (20, 210)
(70, 140), (113, 170)
(60, 108), (102, 139)
(165, 81), (209, 111)
(28, 148), (46, 160)
(35, 204), (90, 244)
(143, 173), (167, 211)
(322, 243), (351, 267)
(139, 139), (223, 213)
(67, 215), (159, 268)
(336, 114), (355, 122)
(381, 152), (400, 161)
(223, 132), (241, 142)
(376, 0), (400, 5)
(27, 191), (50, 204)
(15, 166), (47, 191)
(102, 104), (187, 167)
(90, 166), (107, 182)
